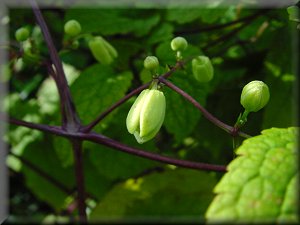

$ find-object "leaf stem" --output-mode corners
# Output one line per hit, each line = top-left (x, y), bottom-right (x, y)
(158, 77), (251, 139)
(81, 132), (227, 172)
(29, 0), (80, 131)
(1, 115), (227, 172)
(71, 139), (87, 223)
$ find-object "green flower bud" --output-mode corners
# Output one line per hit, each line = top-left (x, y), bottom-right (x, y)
(126, 88), (166, 144)
(240, 80), (270, 112)
(144, 56), (159, 71)
(171, 36), (188, 51)
(192, 56), (214, 82)
(15, 27), (30, 42)
(88, 36), (118, 65)
(64, 20), (82, 37)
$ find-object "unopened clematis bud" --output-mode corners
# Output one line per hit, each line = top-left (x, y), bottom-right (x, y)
(240, 80), (270, 112)
(88, 36), (118, 65)
(192, 56), (214, 82)
(144, 56), (159, 71)
(126, 87), (166, 144)
(171, 37), (188, 51)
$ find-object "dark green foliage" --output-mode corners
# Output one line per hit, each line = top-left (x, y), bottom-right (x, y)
(5, 3), (298, 224)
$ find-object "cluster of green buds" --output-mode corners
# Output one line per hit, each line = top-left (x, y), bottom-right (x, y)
(126, 57), (165, 144)
(15, 27), (41, 65)
(88, 36), (118, 65)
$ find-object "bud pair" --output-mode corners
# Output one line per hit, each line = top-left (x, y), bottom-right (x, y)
(126, 86), (166, 144)
(192, 56), (214, 82)
(88, 36), (118, 65)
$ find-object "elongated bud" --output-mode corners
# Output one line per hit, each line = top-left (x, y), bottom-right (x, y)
(88, 36), (118, 65)
(15, 27), (30, 42)
(144, 56), (159, 71)
(126, 87), (166, 144)
(64, 20), (82, 36)
(192, 56), (214, 82)
(240, 80), (270, 112)
(171, 37), (188, 51)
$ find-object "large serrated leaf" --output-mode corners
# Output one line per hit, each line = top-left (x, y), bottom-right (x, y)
(90, 169), (217, 221)
(206, 127), (299, 223)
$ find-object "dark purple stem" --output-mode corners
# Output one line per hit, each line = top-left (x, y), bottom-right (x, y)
(81, 133), (227, 172)
(71, 140), (87, 223)
(1, 116), (227, 172)
(30, 0), (80, 130)
(158, 77), (251, 138)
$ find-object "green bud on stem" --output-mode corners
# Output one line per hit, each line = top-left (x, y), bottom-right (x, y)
(240, 80), (270, 112)
(64, 20), (82, 37)
(15, 27), (30, 42)
(88, 36), (118, 65)
(144, 56), (159, 71)
(192, 56), (214, 82)
(126, 85), (166, 144)
(170, 37), (188, 51)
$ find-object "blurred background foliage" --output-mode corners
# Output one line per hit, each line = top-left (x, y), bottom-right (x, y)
(3, 1), (298, 223)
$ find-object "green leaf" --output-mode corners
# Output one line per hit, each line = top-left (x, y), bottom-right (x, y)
(164, 71), (210, 142)
(65, 9), (160, 37)
(146, 23), (174, 45)
(83, 150), (112, 200)
(53, 137), (73, 168)
(90, 169), (217, 221)
(155, 41), (201, 66)
(21, 136), (75, 211)
(36, 63), (80, 117)
(166, 5), (227, 24)
(206, 127), (299, 223)
(70, 64), (133, 126)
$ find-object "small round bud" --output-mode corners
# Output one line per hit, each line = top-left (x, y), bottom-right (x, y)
(240, 80), (270, 112)
(171, 36), (188, 51)
(15, 27), (30, 42)
(64, 20), (82, 37)
(144, 56), (159, 71)
(192, 56), (214, 82)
